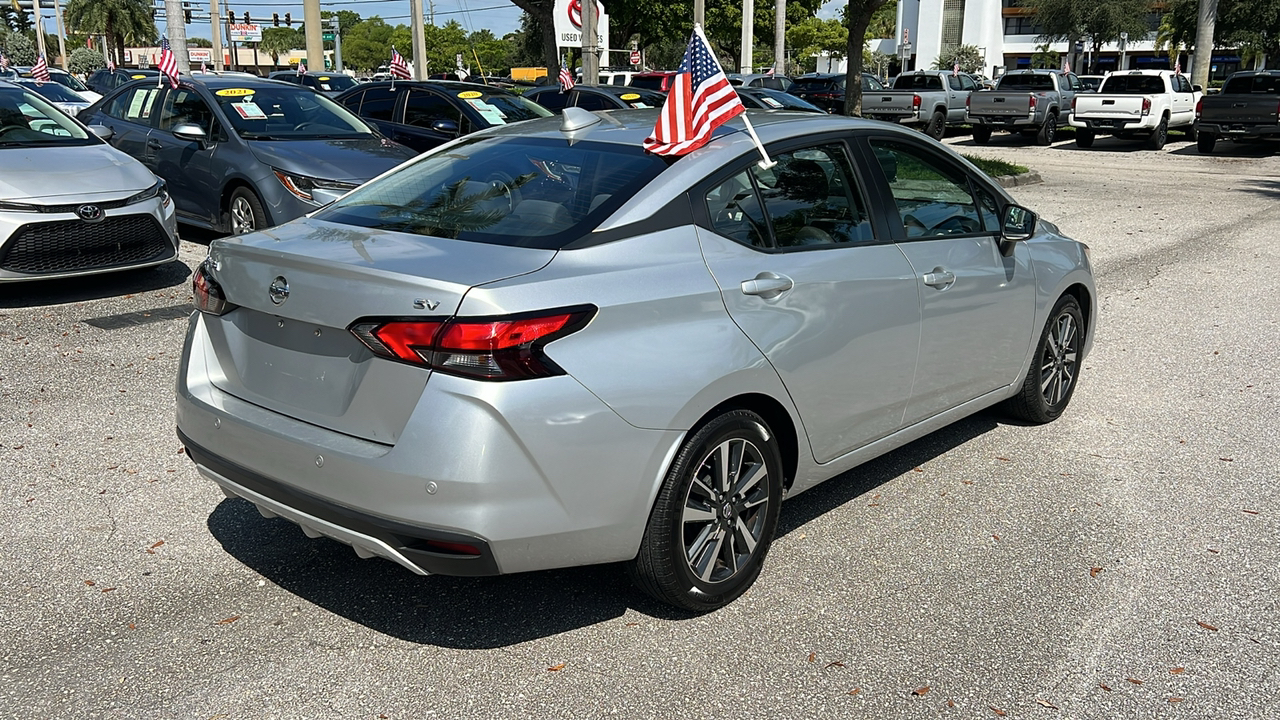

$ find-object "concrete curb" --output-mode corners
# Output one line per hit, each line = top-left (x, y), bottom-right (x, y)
(994, 170), (1043, 188)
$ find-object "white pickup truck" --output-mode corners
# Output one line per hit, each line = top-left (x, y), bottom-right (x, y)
(1069, 70), (1201, 150)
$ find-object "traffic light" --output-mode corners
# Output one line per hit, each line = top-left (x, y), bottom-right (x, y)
(227, 9), (235, 24)
(184, 9), (192, 23)
(272, 12), (279, 26)
(284, 12), (291, 26)
(243, 11), (250, 23)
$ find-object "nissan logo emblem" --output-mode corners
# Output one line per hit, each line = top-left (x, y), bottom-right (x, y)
(76, 204), (104, 223)
(268, 276), (290, 305)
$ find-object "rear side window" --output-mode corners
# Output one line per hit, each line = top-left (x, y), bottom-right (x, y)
(359, 86), (399, 121)
(868, 138), (983, 238)
(1223, 75), (1280, 94)
(529, 89), (570, 111)
(316, 136), (669, 250)
(404, 90), (463, 128)
(104, 86), (160, 123)
(574, 93), (612, 111)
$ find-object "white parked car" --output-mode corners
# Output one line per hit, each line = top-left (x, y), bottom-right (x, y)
(1069, 69), (1201, 149)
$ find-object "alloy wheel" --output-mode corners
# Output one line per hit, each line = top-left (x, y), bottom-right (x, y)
(681, 437), (771, 585)
(1040, 312), (1079, 406)
(230, 197), (256, 234)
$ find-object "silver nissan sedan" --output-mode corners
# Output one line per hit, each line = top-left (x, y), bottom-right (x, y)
(177, 109), (1095, 611)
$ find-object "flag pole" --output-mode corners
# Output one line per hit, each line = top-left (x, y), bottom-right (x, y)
(738, 112), (775, 169)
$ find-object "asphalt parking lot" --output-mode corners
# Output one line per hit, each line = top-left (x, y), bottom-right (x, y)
(2, 133), (1277, 719)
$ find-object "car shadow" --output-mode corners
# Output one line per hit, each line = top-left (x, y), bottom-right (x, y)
(1167, 141), (1277, 158)
(0, 261), (191, 309)
(207, 411), (1001, 649)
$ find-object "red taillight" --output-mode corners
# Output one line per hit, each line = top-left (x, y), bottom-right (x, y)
(1029, 94), (1037, 111)
(1141, 97), (1151, 116)
(1071, 96), (1077, 112)
(912, 94), (921, 109)
(966, 95), (971, 109)
(1195, 99), (1203, 119)
(349, 307), (595, 380)
(193, 260), (233, 316)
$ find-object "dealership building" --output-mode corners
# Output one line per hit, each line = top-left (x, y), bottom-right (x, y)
(893, 0), (1246, 78)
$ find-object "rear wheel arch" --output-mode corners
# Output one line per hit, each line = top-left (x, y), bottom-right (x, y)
(689, 394), (800, 492)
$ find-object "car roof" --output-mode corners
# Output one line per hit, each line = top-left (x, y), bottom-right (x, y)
(348, 80), (521, 95)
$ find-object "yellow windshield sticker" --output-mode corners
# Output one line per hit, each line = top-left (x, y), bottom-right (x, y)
(215, 88), (256, 97)
(620, 93), (640, 100)
(457, 90), (483, 99)
(319, 76), (331, 81)
(131, 74), (148, 79)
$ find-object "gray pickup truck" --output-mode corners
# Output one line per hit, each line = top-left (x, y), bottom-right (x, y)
(862, 70), (978, 140)
(967, 69), (1082, 145)
(1194, 70), (1280, 153)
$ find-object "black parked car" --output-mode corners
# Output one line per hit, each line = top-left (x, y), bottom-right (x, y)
(85, 68), (161, 95)
(334, 80), (552, 153)
(789, 73), (885, 113)
(267, 70), (360, 97)
(79, 74), (416, 235)
(523, 85), (667, 113)
(735, 87), (825, 113)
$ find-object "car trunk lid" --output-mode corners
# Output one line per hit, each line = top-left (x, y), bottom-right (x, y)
(200, 218), (555, 443)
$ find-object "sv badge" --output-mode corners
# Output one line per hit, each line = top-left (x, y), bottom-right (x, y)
(413, 298), (440, 310)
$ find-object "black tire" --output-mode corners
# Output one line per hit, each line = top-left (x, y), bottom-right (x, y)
(1144, 116), (1169, 150)
(925, 110), (946, 141)
(629, 410), (784, 612)
(227, 186), (267, 235)
(1004, 295), (1085, 424)
(1184, 123), (1197, 141)
(1075, 129), (1095, 148)
(1036, 114), (1058, 145)
(972, 125), (992, 145)
(1197, 132), (1217, 154)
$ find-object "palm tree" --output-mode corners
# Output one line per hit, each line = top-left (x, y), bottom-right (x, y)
(258, 27), (299, 66)
(64, 0), (156, 68)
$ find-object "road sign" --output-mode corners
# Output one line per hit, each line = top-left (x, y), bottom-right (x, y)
(630, 50), (640, 65)
(229, 23), (262, 43)
(189, 49), (212, 63)
(322, 32), (335, 41)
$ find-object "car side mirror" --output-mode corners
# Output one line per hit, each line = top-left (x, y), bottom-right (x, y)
(430, 119), (460, 135)
(1001, 204), (1037, 242)
(89, 124), (113, 140)
(171, 122), (208, 143)
(1193, 84), (1203, 93)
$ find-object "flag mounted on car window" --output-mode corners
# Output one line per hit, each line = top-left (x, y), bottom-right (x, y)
(558, 58), (575, 92)
(32, 54), (51, 85)
(390, 47), (411, 80)
(643, 25), (744, 157)
(157, 36), (179, 89)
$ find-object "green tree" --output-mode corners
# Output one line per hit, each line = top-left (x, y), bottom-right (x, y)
(1031, 42), (1059, 69)
(787, 16), (847, 73)
(63, 0), (156, 68)
(1026, 0), (1151, 72)
(931, 43), (983, 72)
(187, 36), (212, 48)
(1218, 0), (1280, 63)
(68, 46), (106, 74)
(3, 30), (34, 64)
(259, 26), (299, 65)
(2, 6), (34, 34)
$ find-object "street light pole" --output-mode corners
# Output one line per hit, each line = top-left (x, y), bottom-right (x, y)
(409, 0), (427, 79)
(740, 0), (753, 74)
(210, 0), (224, 70)
(773, 0), (784, 75)
(694, 0), (704, 27)
(303, 0), (323, 74)
(164, 0), (190, 73)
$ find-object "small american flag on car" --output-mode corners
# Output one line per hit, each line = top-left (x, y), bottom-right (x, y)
(0, 51), (9, 72)
(390, 47), (411, 80)
(107, 57), (115, 72)
(643, 26), (744, 157)
(157, 36), (179, 89)
(32, 53), (51, 84)
(298, 60), (306, 75)
(558, 59), (574, 92)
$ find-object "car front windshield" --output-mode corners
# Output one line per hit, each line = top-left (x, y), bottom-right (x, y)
(457, 91), (554, 125)
(54, 73), (90, 92)
(0, 88), (94, 145)
(305, 74), (358, 92)
(609, 89), (666, 108)
(212, 85), (374, 139)
(316, 136), (669, 250)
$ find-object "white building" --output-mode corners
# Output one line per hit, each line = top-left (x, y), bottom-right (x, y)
(891, 0), (1242, 78)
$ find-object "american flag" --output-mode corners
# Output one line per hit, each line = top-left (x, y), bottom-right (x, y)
(297, 60), (306, 76)
(157, 36), (179, 89)
(107, 57), (116, 72)
(1174, 59), (1181, 74)
(389, 46), (411, 80)
(201, 60), (208, 73)
(1063, 59), (1071, 74)
(558, 58), (574, 92)
(952, 60), (959, 76)
(32, 54), (51, 84)
(644, 26), (744, 157)
(0, 51), (9, 72)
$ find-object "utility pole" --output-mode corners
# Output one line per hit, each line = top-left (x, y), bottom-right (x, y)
(582, 0), (599, 84)
(694, 0), (704, 27)
(164, 0), (191, 73)
(773, 0), (784, 75)
(428, 0), (435, 25)
(329, 16), (343, 71)
(739, 0), (753, 73)
(32, 0), (47, 59)
(210, 0), (224, 70)
(409, 0), (427, 78)
(1192, 0), (1217, 89)
(53, 0), (69, 69)
(303, 0), (323, 75)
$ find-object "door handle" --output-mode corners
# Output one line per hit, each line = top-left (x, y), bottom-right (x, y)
(740, 272), (794, 298)
(147, 139), (164, 149)
(922, 269), (956, 288)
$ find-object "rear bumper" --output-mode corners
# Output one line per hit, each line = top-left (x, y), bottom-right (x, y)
(1070, 116), (1153, 132)
(176, 312), (683, 576)
(968, 114), (1038, 129)
(1195, 121), (1280, 138)
(864, 111), (923, 127)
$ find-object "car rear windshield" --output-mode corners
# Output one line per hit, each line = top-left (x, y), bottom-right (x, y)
(997, 74), (1056, 91)
(1222, 75), (1280, 94)
(316, 136), (670, 250)
(304, 74), (358, 92)
(628, 75), (669, 91)
(605, 88), (666, 108)
(893, 74), (944, 90)
(1099, 75), (1165, 94)
(792, 77), (842, 92)
(19, 81), (85, 102)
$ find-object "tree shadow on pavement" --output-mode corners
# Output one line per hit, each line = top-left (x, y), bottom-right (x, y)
(0, 261), (191, 309)
(1232, 179), (1280, 199)
(207, 412), (1001, 649)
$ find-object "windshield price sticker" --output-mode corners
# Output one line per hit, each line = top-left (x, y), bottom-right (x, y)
(231, 102), (267, 119)
(457, 91), (484, 99)
(130, 74), (148, 79)
(761, 97), (784, 108)
(466, 98), (508, 125)
(216, 88), (256, 97)
(620, 93), (640, 100)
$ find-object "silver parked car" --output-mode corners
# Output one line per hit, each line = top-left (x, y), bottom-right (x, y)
(0, 81), (178, 282)
(177, 109), (1096, 610)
